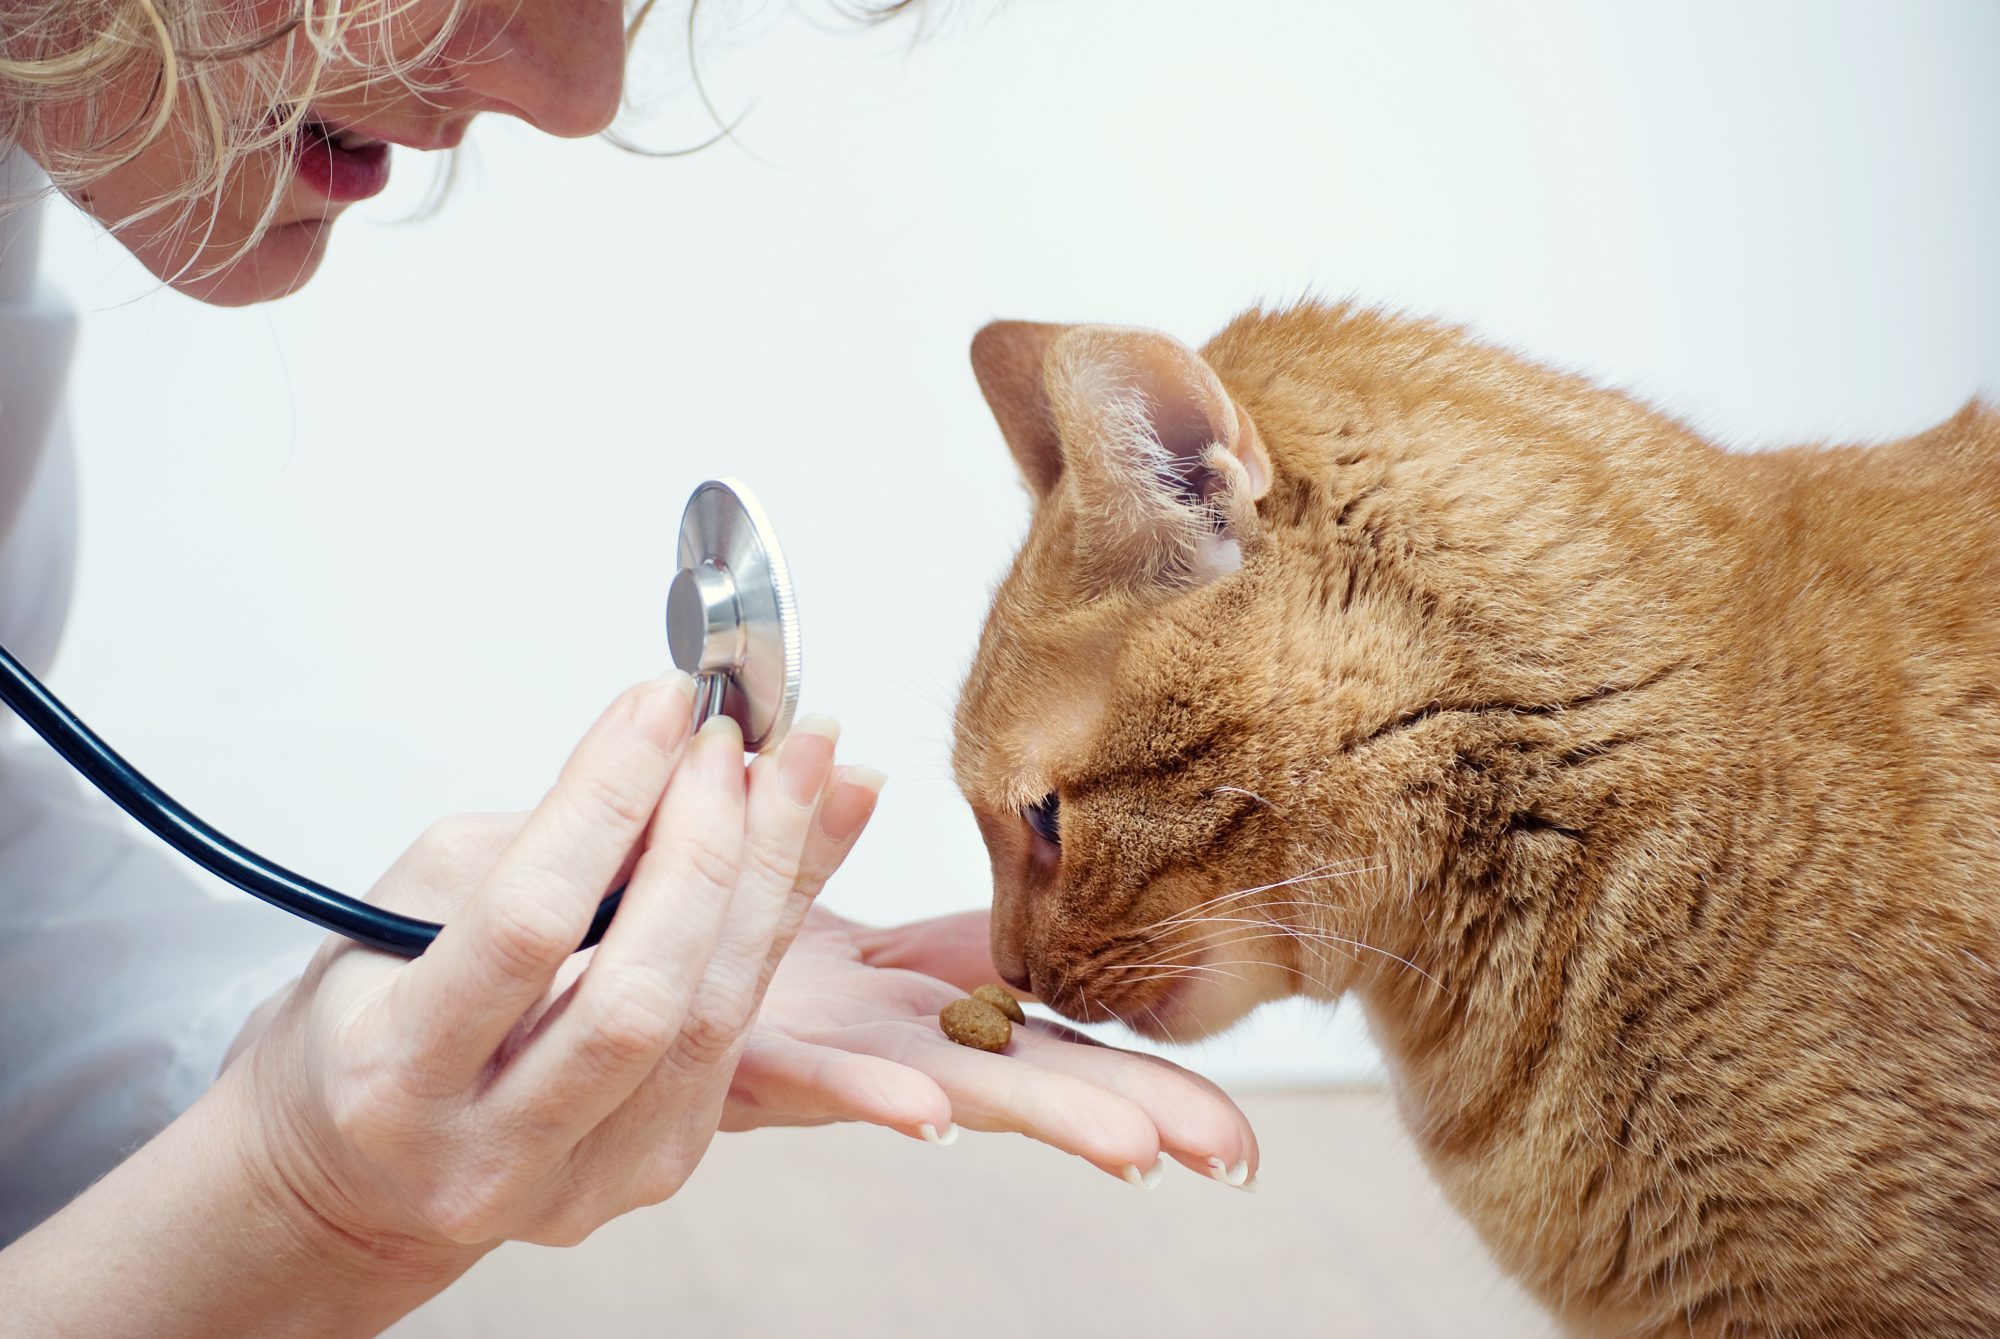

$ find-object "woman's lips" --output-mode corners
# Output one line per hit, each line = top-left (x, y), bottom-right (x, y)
(292, 119), (392, 203)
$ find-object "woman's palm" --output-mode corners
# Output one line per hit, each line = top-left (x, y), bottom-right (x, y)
(728, 908), (1261, 1187)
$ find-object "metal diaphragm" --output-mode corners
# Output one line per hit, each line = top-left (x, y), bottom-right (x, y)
(665, 478), (801, 752)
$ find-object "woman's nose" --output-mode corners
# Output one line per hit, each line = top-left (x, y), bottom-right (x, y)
(449, 0), (626, 138)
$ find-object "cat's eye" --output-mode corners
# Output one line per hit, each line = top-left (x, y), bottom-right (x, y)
(1022, 793), (1061, 847)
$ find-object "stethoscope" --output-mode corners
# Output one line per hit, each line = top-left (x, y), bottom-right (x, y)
(0, 479), (800, 958)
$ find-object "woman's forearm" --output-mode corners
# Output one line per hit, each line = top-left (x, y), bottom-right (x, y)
(0, 1063), (482, 1338)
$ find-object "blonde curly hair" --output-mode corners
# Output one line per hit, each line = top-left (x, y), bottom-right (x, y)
(0, 0), (918, 272)
(0, 1), (499, 241)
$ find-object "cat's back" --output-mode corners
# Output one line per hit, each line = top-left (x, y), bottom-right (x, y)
(1669, 405), (2000, 989)
(1739, 399), (2000, 614)
(1725, 399), (2000, 831)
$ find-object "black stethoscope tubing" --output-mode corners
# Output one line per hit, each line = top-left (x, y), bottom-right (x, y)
(0, 642), (621, 957)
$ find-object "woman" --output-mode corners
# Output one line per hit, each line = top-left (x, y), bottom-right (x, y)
(0, 2), (1260, 1332)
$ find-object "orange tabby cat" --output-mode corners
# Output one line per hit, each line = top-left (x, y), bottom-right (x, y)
(952, 306), (2000, 1337)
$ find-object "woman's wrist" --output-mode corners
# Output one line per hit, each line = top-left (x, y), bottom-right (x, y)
(0, 1058), (484, 1338)
(197, 1057), (492, 1330)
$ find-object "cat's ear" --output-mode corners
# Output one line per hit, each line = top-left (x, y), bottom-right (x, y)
(970, 320), (1070, 497)
(1046, 324), (1273, 589)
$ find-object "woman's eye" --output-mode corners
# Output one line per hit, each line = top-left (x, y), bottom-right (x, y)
(1022, 793), (1061, 846)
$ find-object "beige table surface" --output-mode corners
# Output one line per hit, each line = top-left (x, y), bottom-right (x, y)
(386, 1087), (1553, 1338)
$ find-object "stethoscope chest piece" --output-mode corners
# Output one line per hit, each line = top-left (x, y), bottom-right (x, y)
(666, 478), (800, 752)
(0, 475), (804, 957)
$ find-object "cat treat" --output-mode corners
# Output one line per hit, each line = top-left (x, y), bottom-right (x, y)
(939, 996), (1011, 1052)
(971, 984), (1027, 1024)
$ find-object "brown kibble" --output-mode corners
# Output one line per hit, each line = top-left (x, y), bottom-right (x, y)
(940, 997), (1012, 1052)
(972, 983), (1027, 1025)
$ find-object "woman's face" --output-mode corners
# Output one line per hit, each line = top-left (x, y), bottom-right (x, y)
(44, 0), (627, 306)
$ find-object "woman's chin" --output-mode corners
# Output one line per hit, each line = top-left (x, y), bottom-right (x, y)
(146, 217), (335, 306)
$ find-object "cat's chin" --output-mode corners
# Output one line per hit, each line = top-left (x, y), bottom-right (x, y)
(1122, 1003), (1230, 1045)
(1130, 992), (1267, 1044)
(1083, 961), (1289, 1045)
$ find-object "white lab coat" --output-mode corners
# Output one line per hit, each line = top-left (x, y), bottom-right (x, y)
(0, 151), (315, 1244)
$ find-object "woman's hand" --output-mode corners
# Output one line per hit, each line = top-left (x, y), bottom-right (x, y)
(1, 675), (885, 1338)
(241, 674), (881, 1255)
(724, 908), (1261, 1190)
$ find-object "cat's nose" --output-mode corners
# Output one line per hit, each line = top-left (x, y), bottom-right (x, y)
(993, 927), (1032, 991)
(990, 891), (1033, 990)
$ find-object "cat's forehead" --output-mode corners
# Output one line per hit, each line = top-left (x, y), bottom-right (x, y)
(956, 469), (1261, 807)
(956, 596), (1123, 808)
(957, 564), (1252, 810)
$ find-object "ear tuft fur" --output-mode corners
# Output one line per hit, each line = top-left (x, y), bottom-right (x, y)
(1048, 325), (1272, 591)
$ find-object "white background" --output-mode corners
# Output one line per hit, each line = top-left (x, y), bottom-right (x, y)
(37, 0), (2000, 1084)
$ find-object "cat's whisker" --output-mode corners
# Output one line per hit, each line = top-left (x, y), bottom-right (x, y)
(876, 666), (959, 724)
(1141, 861), (1387, 935)
(1142, 912), (1370, 963)
(1167, 898), (1392, 931)
(1291, 930), (1441, 989)
(1096, 987), (1144, 1039)
(1135, 866), (1343, 931)
(1160, 887), (1392, 927)
(1152, 855), (1383, 921)
(1135, 921), (1443, 991)
(1208, 784), (1284, 812)
(1149, 901), (1393, 954)
(1129, 924), (1319, 970)
(1151, 916), (1291, 950)
(1144, 925), (1338, 971)
(1105, 962), (1250, 989)
(1183, 958), (1286, 976)
(1096, 967), (1248, 987)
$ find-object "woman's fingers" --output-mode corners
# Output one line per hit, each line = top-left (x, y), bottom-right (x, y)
(390, 673), (698, 1085)
(488, 710), (750, 1134)
(749, 764), (886, 997)
(794, 765), (886, 899)
(1000, 1025), (1259, 1186)
(822, 1021), (1163, 1182)
(578, 718), (846, 1179)
(668, 715), (840, 1059)
(721, 1029), (952, 1138)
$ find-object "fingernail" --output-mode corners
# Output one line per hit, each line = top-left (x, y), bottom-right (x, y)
(778, 715), (839, 807)
(1240, 1173), (1260, 1194)
(1226, 1158), (1251, 1188)
(638, 671), (697, 744)
(1205, 1156), (1231, 1185)
(697, 710), (744, 746)
(817, 766), (886, 844)
(919, 1122), (959, 1146)
(1121, 1161), (1164, 1190)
